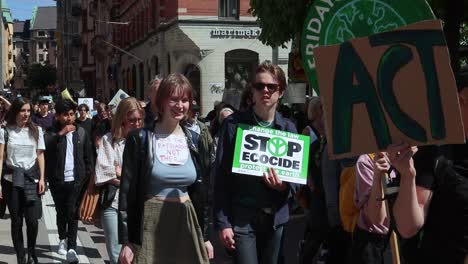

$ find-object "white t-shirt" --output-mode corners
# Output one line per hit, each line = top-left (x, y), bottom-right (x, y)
(64, 132), (75, 182)
(0, 126), (45, 181)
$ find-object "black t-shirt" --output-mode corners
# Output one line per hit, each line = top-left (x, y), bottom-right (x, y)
(75, 118), (93, 139)
(414, 144), (468, 263)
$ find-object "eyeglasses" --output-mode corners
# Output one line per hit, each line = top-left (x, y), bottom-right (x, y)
(168, 98), (189, 106)
(252, 82), (280, 93)
(127, 118), (143, 124)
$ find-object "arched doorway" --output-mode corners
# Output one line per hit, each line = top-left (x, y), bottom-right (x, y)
(138, 63), (144, 100)
(225, 49), (259, 92)
(131, 65), (137, 96)
(184, 64), (201, 105)
(152, 56), (159, 77)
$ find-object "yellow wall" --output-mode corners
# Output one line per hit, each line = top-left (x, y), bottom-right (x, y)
(2, 22), (13, 86)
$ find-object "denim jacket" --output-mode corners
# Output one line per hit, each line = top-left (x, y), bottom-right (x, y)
(213, 108), (299, 231)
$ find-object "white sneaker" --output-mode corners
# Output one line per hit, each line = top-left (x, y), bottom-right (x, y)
(66, 249), (79, 263)
(58, 239), (67, 255)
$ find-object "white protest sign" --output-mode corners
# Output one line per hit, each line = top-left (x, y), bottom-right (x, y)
(108, 89), (130, 107)
(78, 98), (94, 111)
(232, 124), (310, 184)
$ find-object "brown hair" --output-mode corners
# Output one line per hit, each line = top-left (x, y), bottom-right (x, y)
(6, 97), (39, 142)
(154, 73), (193, 119)
(255, 60), (287, 92)
(111, 97), (144, 141)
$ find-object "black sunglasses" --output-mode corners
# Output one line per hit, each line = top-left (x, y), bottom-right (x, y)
(252, 82), (280, 93)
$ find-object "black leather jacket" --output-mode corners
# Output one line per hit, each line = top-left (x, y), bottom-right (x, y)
(118, 126), (212, 245)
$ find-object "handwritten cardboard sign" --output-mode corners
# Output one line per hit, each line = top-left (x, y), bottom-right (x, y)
(314, 20), (465, 159)
(232, 124), (310, 184)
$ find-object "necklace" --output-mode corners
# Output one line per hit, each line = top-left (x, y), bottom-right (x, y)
(252, 112), (273, 128)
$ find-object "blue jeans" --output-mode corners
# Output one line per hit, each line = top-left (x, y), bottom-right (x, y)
(232, 206), (284, 264)
(101, 207), (121, 264)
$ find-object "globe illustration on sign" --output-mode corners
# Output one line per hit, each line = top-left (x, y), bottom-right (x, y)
(324, 0), (406, 45)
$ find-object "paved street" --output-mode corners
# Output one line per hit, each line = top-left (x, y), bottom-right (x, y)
(0, 190), (109, 264)
(0, 190), (306, 264)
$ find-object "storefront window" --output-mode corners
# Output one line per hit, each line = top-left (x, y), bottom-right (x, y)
(224, 49), (258, 109)
(225, 49), (258, 91)
(184, 64), (201, 105)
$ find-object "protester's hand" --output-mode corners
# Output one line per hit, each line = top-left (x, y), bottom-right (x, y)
(59, 125), (75, 136)
(219, 228), (235, 250)
(387, 143), (418, 178)
(115, 163), (122, 178)
(119, 244), (134, 264)
(38, 179), (45, 195)
(373, 152), (390, 178)
(263, 168), (287, 191)
(204, 240), (214, 259)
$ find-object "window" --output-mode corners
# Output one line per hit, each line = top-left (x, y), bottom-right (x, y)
(39, 54), (44, 61)
(219, 0), (239, 19)
(38, 31), (45, 37)
(52, 41), (57, 48)
(38, 42), (44, 49)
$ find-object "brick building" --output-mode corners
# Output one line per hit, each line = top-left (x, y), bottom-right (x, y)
(112, 0), (290, 115)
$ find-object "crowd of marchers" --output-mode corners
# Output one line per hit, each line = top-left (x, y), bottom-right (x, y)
(0, 61), (466, 264)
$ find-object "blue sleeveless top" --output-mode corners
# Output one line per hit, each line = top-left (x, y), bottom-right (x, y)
(148, 137), (197, 198)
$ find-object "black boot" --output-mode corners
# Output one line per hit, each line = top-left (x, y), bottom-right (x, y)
(27, 248), (39, 264)
(27, 252), (38, 264)
(17, 255), (27, 264)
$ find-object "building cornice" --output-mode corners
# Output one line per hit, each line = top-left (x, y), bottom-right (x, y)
(122, 18), (259, 53)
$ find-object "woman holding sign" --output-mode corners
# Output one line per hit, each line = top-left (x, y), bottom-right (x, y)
(118, 73), (213, 264)
(214, 61), (299, 264)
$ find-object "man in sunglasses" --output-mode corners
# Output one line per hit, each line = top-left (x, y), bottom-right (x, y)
(214, 61), (299, 264)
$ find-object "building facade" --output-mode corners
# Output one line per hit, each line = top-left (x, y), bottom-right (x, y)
(79, 0), (120, 100)
(29, 7), (57, 66)
(12, 19), (31, 90)
(56, 0), (82, 92)
(113, 0), (290, 115)
(2, 0), (14, 88)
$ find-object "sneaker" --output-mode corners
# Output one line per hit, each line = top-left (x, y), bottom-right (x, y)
(58, 239), (67, 255)
(66, 249), (79, 263)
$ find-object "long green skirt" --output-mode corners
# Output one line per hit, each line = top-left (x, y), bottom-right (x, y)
(134, 198), (209, 264)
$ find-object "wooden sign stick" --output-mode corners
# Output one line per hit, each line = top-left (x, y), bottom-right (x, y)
(382, 174), (401, 264)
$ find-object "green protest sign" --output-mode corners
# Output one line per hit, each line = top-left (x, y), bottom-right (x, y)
(301, 0), (435, 94)
(232, 124), (310, 184)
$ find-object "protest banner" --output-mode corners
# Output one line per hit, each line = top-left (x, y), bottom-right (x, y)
(232, 124), (310, 184)
(301, 0), (435, 94)
(78, 98), (94, 111)
(313, 20), (466, 159)
(108, 89), (129, 107)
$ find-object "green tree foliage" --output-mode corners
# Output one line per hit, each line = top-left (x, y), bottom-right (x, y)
(249, 0), (313, 47)
(26, 63), (57, 91)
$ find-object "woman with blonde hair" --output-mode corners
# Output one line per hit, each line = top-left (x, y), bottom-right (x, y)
(119, 73), (213, 264)
(95, 97), (144, 264)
